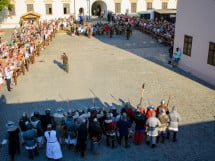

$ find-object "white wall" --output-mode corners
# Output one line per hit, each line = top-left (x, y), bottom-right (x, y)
(1, 0), (178, 28)
(174, 0), (215, 85)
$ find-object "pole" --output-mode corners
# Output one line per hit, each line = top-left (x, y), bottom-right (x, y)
(89, 0), (91, 20)
(74, 0), (76, 19)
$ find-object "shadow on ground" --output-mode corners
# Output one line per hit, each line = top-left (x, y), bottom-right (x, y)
(0, 95), (214, 161)
(88, 28), (215, 90)
(53, 59), (64, 71)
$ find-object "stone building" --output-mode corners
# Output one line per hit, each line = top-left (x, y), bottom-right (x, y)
(0, 0), (177, 28)
(174, 0), (215, 86)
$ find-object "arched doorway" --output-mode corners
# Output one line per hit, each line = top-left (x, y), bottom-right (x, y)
(92, 1), (107, 17)
(79, 7), (84, 16)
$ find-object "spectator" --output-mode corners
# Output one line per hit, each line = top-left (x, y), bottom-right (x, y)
(172, 47), (181, 67)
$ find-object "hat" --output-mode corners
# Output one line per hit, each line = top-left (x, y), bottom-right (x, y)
(161, 99), (165, 105)
(56, 107), (64, 113)
(47, 124), (52, 130)
(93, 118), (98, 122)
(122, 113), (127, 120)
(6, 121), (17, 132)
(45, 108), (51, 115)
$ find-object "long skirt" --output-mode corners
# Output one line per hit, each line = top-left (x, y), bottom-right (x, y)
(46, 141), (63, 159)
(133, 131), (144, 144)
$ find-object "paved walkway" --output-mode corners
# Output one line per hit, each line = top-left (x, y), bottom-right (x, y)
(0, 29), (215, 161)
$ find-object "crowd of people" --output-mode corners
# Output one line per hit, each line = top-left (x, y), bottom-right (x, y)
(5, 100), (180, 161)
(0, 16), (77, 91)
(0, 14), (176, 92)
(131, 16), (175, 45)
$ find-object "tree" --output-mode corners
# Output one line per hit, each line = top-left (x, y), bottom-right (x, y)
(0, 0), (11, 12)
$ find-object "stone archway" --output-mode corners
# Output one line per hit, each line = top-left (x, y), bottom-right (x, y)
(92, 1), (107, 17)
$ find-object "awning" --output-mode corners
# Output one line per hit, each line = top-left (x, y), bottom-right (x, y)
(154, 9), (177, 15)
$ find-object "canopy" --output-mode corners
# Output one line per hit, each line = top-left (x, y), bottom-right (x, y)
(20, 11), (41, 24)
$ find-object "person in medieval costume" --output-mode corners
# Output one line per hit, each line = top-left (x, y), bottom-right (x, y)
(157, 108), (169, 143)
(5, 121), (20, 161)
(133, 109), (147, 145)
(61, 52), (69, 73)
(167, 106), (181, 142)
(40, 108), (56, 132)
(145, 105), (156, 119)
(64, 109), (78, 150)
(30, 111), (44, 148)
(53, 108), (65, 145)
(117, 113), (132, 148)
(19, 112), (31, 144)
(146, 111), (161, 148)
(156, 99), (169, 116)
(23, 122), (39, 160)
(77, 119), (88, 158)
(103, 113), (117, 148)
(88, 118), (103, 154)
(44, 124), (63, 161)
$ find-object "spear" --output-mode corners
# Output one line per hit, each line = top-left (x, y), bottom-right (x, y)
(166, 95), (172, 107)
(139, 83), (145, 106)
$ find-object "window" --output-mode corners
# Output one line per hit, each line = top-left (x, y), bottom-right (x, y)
(46, 4), (52, 15)
(147, 2), (152, 10)
(131, 3), (137, 13)
(183, 35), (193, 56)
(8, 4), (15, 16)
(63, 3), (70, 14)
(162, 2), (168, 9)
(208, 42), (215, 66)
(115, 3), (121, 14)
(27, 4), (34, 12)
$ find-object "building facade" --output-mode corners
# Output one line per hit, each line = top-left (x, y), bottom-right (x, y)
(0, 0), (177, 28)
(174, 0), (215, 86)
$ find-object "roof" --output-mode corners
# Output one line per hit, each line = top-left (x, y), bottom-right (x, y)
(138, 10), (153, 14)
(21, 11), (41, 19)
(154, 9), (177, 15)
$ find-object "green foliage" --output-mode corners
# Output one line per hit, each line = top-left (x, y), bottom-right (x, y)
(0, 0), (11, 12)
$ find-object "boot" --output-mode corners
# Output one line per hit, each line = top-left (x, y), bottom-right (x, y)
(28, 149), (34, 160)
(156, 136), (160, 144)
(151, 144), (156, 148)
(106, 138), (110, 146)
(161, 135), (165, 143)
(173, 132), (177, 142)
(166, 131), (170, 140)
(125, 140), (130, 148)
(117, 137), (121, 145)
(111, 139), (115, 148)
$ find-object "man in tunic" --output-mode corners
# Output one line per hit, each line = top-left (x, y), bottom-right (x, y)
(77, 119), (88, 158)
(146, 111), (161, 148)
(61, 52), (69, 73)
(23, 122), (39, 160)
(167, 106), (181, 142)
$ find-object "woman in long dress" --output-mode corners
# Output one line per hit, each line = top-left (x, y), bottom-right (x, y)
(44, 124), (63, 161)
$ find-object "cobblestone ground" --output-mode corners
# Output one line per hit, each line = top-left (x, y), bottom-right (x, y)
(0, 29), (215, 161)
